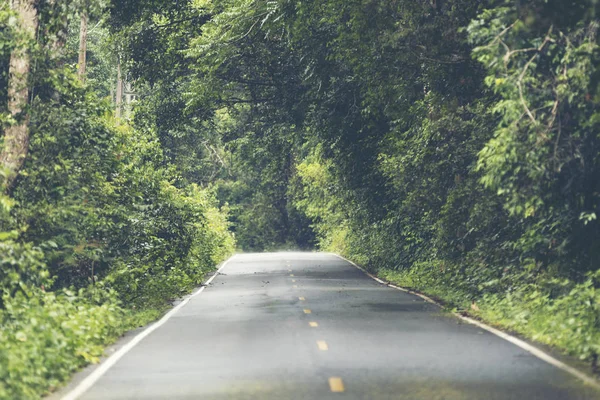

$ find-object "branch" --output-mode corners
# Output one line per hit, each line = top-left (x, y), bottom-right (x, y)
(481, 20), (518, 50)
(227, 11), (272, 43)
(202, 141), (230, 177)
(88, 19), (103, 35)
(517, 26), (554, 124)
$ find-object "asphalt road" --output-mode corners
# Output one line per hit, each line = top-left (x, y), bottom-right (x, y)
(77, 252), (600, 400)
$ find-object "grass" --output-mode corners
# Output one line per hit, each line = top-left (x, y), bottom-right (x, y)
(377, 266), (600, 372)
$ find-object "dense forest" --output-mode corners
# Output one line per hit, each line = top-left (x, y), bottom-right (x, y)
(1, 0), (600, 397)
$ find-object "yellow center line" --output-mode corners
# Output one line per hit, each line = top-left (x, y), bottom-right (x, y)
(290, 274), (294, 277)
(292, 279), (296, 283)
(303, 309), (311, 314)
(293, 285), (298, 288)
(309, 321), (318, 327)
(317, 341), (328, 351)
(299, 297), (305, 301)
(329, 377), (345, 393)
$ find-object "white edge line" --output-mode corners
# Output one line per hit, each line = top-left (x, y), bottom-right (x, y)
(331, 253), (600, 390)
(61, 254), (238, 400)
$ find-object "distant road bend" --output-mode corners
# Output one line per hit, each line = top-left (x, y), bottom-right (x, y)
(73, 253), (599, 400)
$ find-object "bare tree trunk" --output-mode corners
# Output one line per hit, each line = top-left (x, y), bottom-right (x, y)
(116, 58), (123, 119)
(1, 0), (38, 191)
(78, 5), (88, 81)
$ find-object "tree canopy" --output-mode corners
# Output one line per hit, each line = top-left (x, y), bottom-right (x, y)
(1, 0), (600, 397)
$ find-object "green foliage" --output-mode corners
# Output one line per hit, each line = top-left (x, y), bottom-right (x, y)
(0, 3), (23, 124)
(294, 146), (351, 254)
(104, 182), (234, 308)
(278, 0), (600, 366)
(469, 3), (600, 274)
(478, 271), (600, 362)
(379, 266), (472, 310)
(0, 1), (234, 397)
(103, 0), (600, 370)
(3, 0), (600, 395)
(0, 241), (49, 307)
(0, 289), (124, 399)
(381, 265), (600, 363)
(0, 192), (50, 310)
(179, 3), (600, 359)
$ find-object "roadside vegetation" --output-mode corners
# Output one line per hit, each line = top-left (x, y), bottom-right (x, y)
(0, 1), (233, 398)
(1, 0), (599, 397)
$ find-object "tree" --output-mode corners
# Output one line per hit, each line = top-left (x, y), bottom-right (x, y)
(78, 1), (88, 80)
(1, 0), (38, 191)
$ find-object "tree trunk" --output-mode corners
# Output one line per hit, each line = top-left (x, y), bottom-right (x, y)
(78, 6), (88, 81)
(1, 0), (38, 192)
(116, 58), (123, 119)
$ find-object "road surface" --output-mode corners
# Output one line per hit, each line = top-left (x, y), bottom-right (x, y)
(76, 252), (600, 399)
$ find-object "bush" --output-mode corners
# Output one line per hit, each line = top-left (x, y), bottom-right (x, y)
(0, 70), (234, 398)
(478, 272), (600, 363)
(0, 289), (126, 399)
